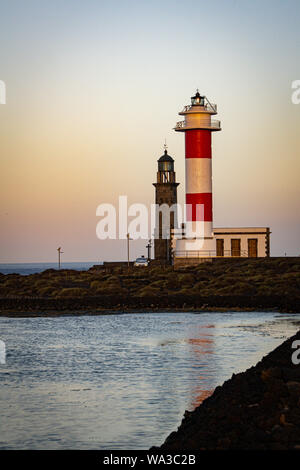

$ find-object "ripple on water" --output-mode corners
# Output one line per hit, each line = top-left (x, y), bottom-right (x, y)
(0, 311), (300, 449)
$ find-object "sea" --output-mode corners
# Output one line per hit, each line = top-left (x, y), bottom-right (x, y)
(0, 262), (100, 275)
(0, 311), (300, 449)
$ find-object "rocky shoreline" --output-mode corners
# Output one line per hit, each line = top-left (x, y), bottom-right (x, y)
(0, 306), (280, 318)
(0, 293), (298, 316)
(156, 330), (300, 450)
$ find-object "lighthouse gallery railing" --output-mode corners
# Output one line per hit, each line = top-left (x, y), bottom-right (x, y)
(174, 120), (221, 130)
(174, 249), (249, 258)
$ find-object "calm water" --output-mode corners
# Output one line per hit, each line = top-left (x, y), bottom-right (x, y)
(0, 262), (101, 275)
(0, 311), (300, 449)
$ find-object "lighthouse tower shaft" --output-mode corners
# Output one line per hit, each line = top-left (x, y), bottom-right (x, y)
(174, 91), (221, 253)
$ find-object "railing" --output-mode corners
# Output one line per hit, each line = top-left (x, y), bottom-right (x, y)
(181, 103), (217, 113)
(174, 249), (249, 258)
(174, 119), (221, 130)
(174, 121), (185, 129)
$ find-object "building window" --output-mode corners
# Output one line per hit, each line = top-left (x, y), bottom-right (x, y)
(248, 239), (258, 258)
(216, 239), (224, 256)
(231, 239), (241, 257)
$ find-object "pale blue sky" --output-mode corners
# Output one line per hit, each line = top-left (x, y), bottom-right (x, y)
(0, 0), (299, 261)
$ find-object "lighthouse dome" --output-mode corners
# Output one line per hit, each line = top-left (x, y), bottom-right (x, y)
(158, 149), (174, 163)
(157, 149), (174, 173)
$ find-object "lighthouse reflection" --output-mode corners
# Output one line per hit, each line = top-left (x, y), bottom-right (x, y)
(186, 324), (215, 410)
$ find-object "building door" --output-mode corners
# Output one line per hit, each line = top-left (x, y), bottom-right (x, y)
(216, 239), (224, 257)
(231, 239), (241, 257)
(248, 239), (258, 257)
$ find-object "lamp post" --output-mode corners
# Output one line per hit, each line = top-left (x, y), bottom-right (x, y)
(57, 247), (64, 270)
(127, 233), (132, 268)
(146, 239), (152, 261)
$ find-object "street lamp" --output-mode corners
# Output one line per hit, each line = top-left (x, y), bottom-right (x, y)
(127, 233), (132, 268)
(146, 239), (152, 261)
(57, 247), (64, 270)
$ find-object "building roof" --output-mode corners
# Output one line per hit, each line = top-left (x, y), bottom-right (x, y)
(158, 149), (174, 162)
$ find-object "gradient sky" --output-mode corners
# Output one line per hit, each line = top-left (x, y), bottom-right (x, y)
(0, 0), (299, 262)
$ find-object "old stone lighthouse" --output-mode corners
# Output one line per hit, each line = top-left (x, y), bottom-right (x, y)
(153, 147), (179, 262)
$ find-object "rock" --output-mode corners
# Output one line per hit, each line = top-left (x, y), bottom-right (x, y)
(279, 414), (287, 425)
(158, 329), (300, 451)
(286, 381), (300, 395)
(266, 367), (282, 379)
(271, 424), (281, 433)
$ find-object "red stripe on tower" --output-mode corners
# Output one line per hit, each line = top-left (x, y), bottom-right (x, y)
(185, 130), (211, 159)
(186, 193), (212, 222)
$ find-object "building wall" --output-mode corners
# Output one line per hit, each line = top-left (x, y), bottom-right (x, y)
(213, 227), (270, 258)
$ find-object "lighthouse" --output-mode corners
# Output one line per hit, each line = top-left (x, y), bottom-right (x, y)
(174, 90), (221, 256)
(153, 146), (179, 263)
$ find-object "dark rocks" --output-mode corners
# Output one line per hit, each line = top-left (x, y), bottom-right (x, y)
(158, 330), (300, 450)
(287, 381), (300, 395)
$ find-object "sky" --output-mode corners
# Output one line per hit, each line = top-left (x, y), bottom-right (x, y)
(0, 0), (299, 262)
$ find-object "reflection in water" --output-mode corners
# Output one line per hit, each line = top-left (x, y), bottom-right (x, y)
(0, 312), (299, 449)
(190, 387), (214, 409)
(187, 325), (215, 409)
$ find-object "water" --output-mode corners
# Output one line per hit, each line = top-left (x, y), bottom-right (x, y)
(0, 262), (101, 275)
(0, 311), (300, 450)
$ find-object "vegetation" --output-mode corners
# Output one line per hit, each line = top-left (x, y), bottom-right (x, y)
(0, 257), (299, 313)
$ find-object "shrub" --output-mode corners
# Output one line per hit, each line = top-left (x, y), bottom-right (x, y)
(178, 287), (193, 295)
(0, 286), (8, 296)
(37, 286), (56, 297)
(95, 286), (125, 296)
(90, 280), (103, 290)
(4, 278), (22, 289)
(136, 286), (159, 297)
(107, 275), (120, 283)
(178, 273), (195, 286)
(165, 273), (179, 289)
(56, 288), (88, 297)
(149, 280), (166, 289)
(148, 266), (164, 276)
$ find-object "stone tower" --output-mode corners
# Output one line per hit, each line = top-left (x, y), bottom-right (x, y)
(153, 148), (179, 263)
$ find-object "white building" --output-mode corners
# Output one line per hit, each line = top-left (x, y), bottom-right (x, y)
(213, 227), (270, 258)
(172, 226), (270, 265)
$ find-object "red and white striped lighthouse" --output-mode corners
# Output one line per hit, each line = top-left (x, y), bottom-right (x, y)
(174, 90), (221, 254)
